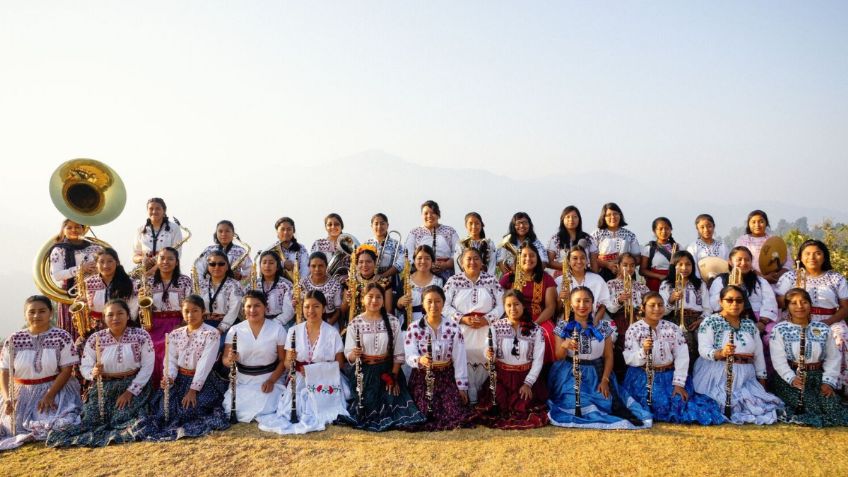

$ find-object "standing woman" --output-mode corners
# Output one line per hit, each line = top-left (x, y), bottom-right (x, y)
(50, 219), (103, 343)
(639, 217), (677, 292)
(590, 203), (641, 282)
(547, 287), (652, 429)
(686, 214), (729, 278)
(82, 248), (136, 338)
(0, 296), (81, 451)
(444, 248), (504, 404)
(340, 246), (394, 332)
(556, 246), (610, 321)
(364, 213), (406, 288)
(404, 200), (460, 282)
(475, 291), (549, 430)
(622, 293), (725, 425)
(693, 286), (783, 425)
(194, 220), (252, 281)
(770, 288), (848, 426)
(198, 250), (244, 338)
(775, 239), (848, 393)
(142, 295), (230, 441)
(455, 212), (497, 276)
(404, 285), (472, 431)
(257, 251), (295, 331)
(396, 245), (444, 329)
(47, 299), (155, 447)
(271, 217), (309, 279)
(497, 212), (548, 275)
(132, 197), (184, 276)
(311, 213), (355, 278)
(659, 251), (712, 364)
(339, 284), (426, 431)
(606, 253), (650, 379)
(547, 206), (596, 277)
(734, 210), (792, 283)
(299, 252), (343, 328)
(498, 244), (558, 363)
(141, 247), (194, 387)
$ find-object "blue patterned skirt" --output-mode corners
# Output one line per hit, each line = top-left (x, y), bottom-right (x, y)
(622, 366), (725, 425)
(140, 372), (231, 441)
(337, 360), (426, 431)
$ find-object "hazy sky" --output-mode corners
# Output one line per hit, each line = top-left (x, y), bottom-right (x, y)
(1, 2), (846, 336)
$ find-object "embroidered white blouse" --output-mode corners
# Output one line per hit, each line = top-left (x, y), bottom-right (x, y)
(199, 276), (244, 332)
(404, 318), (469, 390)
(697, 314), (766, 379)
(363, 237), (407, 274)
(298, 276), (343, 313)
(1, 328), (79, 379)
(194, 244), (253, 279)
(659, 280), (712, 317)
(708, 274), (778, 321)
(454, 238), (497, 276)
(606, 278), (651, 314)
(139, 274), (194, 313)
(82, 328), (155, 396)
(404, 225), (460, 262)
(133, 222), (184, 258)
(590, 228), (641, 258)
(49, 241), (102, 286)
(624, 320), (689, 387)
(775, 270), (848, 322)
(164, 323), (220, 391)
(554, 272), (610, 315)
(258, 277), (295, 327)
(769, 321), (840, 388)
(344, 314), (405, 364)
(491, 318), (545, 386)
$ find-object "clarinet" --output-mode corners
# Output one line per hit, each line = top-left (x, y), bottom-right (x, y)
(163, 333), (170, 422)
(229, 333), (238, 424)
(645, 328), (654, 407)
(354, 326), (364, 420)
(724, 327), (735, 419)
(795, 325), (807, 415)
(289, 330), (298, 423)
(424, 332), (435, 418)
(7, 340), (16, 435)
(572, 327), (582, 418)
(487, 326), (497, 411)
(95, 335), (105, 422)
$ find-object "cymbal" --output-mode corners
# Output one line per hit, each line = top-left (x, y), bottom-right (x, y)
(699, 257), (729, 280)
(759, 236), (788, 274)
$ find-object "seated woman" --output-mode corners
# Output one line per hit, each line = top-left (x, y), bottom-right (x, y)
(546, 205), (596, 278)
(497, 212), (548, 275)
(692, 285), (783, 425)
(404, 285), (472, 431)
(455, 212), (497, 276)
(256, 251), (295, 331)
(142, 295), (230, 441)
(338, 284), (425, 431)
(639, 217), (677, 292)
(256, 291), (348, 435)
(547, 287), (652, 429)
(83, 247), (136, 337)
(770, 288), (848, 427)
(498, 243), (557, 363)
(621, 292), (724, 425)
(474, 290), (548, 430)
(606, 253), (650, 379)
(0, 296), (81, 451)
(734, 210), (792, 284)
(222, 291), (287, 423)
(659, 251), (712, 365)
(299, 252), (343, 328)
(47, 299), (154, 447)
(396, 245), (444, 330)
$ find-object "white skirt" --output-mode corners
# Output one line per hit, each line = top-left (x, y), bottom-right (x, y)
(223, 372), (285, 423)
(692, 357), (783, 425)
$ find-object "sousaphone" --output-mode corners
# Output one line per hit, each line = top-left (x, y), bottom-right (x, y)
(33, 159), (126, 304)
(759, 236), (788, 275)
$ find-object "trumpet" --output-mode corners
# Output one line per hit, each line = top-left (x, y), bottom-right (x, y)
(675, 271), (686, 331)
(69, 265), (95, 338)
(623, 270), (635, 325)
(795, 261), (807, 289)
(137, 259), (154, 330)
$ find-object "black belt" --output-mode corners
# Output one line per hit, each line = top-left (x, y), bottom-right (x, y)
(412, 305), (424, 313)
(236, 360), (280, 376)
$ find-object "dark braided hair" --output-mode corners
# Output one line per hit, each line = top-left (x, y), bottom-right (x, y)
(503, 289), (533, 337)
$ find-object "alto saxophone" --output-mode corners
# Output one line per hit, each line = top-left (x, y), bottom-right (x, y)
(344, 257), (358, 334)
(292, 258), (302, 324)
(69, 265), (94, 338)
(191, 265), (201, 295)
(562, 261), (572, 320)
(171, 217), (192, 250)
(795, 261), (807, 289)
(137, 259), (154, 330)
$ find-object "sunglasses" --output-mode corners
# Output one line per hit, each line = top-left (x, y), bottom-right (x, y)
(722, 297), (744, 304)
(208, 262), (227, 267)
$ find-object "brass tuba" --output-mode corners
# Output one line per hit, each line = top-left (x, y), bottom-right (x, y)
(327, 233), (360, 277)
(33, 159), (125, 304)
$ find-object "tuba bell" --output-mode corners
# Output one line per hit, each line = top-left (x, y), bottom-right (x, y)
(327, 233), (360, 277)
(33, 159), (125, 304)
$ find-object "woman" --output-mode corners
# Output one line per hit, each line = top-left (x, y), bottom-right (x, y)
(708, 246), (778, 337)
(547, 287), (652, 429)
(50, 219), (103, 343)
(734, 210), (792, 283)
(497, 212), (548, 275)
(556, 246), (610, 321)
(659, 251), (712, 365)
(257, 250), (295, 331)
(340, 246), (394, 332)
(606, 253), (650, 379)
(141, 295), (230, 440)
(404, 200), (460, 281)
(339, 284), (425, 431)
(363, 213), (406, 288)
(693, 285), (783, 424)
(474, 291), (548, 430)
(0, 296), (81, 451)
(46, 299), (155, 447)
(299, 252), (343, 327)
(270, 217), (309, 278)
(222, 291), (287, 423)
(770, 288), (848, 427)
(686, 214), (729, 278)
(256, 291), (348, 434)
(194, 220), (252, 281)
(396, 245), (444, 329)
(499, 244), (558, 363)
(140, 247), (194, 386)
(132, 197), (184, 276)
(311, 213), (356, 278)
(622, 293), (725, 425)
(81, 247), (136, 339)
(547, 206), (596, 277)
(404, 285), (472, 431)
(775, 239), (848, 392)
(590, 203), (641, 281)
(639, 217), (677, 291)
(444, 248), (504, 404)
(455, 212), (497, 276)
(198, 250), (244, 338)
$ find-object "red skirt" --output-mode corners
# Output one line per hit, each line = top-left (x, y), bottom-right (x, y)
(645, 268), (669, 292)
(474, 364), (549, 430)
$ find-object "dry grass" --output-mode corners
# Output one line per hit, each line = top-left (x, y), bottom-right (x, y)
(2, 423), (846, 477)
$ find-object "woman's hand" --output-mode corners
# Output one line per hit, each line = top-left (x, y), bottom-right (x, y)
(3, 400), (13, 416)
(458, 390), (469, 405)
(387, 382), (400, 396)
(227, 348), (239, 365)
(82, 261), (98, 274)
(91, 363), (104, 379)
(418, 356), (431, 369)
(518, 384), (532, 401)
(598, 378), (610, 399)
(790, 376), (804, 390)
(37, 393), (58, 413)
(642, 337), (653, 353)
(115, 391), (134, 410)
(560, 339), (577, 351)
(160, 376), (172, 390)
(719, 342), (735, 360)
(617, 292), (629, 304)
(397, 293), (412, 308)
(485, 348), (494, 362)
(821, 384), (835, 397)
(669, 289), (681, 303)
(559, 287), (571, 302)
(672, 385), (689, 401)
(261, 379), (276, 393)
(349, 346), (362, 362)
(181, 389), (198, 409)
(687, 319), (702, 332)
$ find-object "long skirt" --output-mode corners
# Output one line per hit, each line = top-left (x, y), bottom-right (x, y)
(150, 311), (184, 387)
(611, 310), (631, 381)
(0, 377), (82, 451)
(223, 373), (285, 423)
(539, 320), (556, 364)
(770, 369), (848, 427)
(140, 372), (230, 441)
(406, 365), (472, 431)
(692, 358), (783, 425)
(474, 365), (549, 430)
(622, 366), (725, 425)
(46, 376), (151, 447)
(337, 361), (425, 431)
(547, 358), (652, 430)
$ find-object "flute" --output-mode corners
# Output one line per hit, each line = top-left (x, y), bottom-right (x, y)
(229, 333), (238, 424)
(354, 326), (364, 420)
(645, 328), (654, 407)
(163, 333), (170, 422)
(795, 325), (807, 415)
(95, 335), (105, 422)
(724, 328), (735, 419)
(572, 327), (582, 418)
(289, 330), (298, 424)
(487, 326), (497, 411)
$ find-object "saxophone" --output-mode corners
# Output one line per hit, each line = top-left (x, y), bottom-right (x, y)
(289, 330), (298, 423)
(230, 234), (252, 277)
(724, 327), (735, 419)
(645, 328), (654, 407)
(402, 260), (412, 326)
(69, 265), (94, 338)
(191, 265), (201, 295)
(344, 254), (358, 334)
(572, 327), (582, 418)
(623, 271), (634, 325)
(292, 258), (302, 324)
(795, 324), (807, 414)
(137, 259), (154, 330)
(171, 217), (192, 250)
